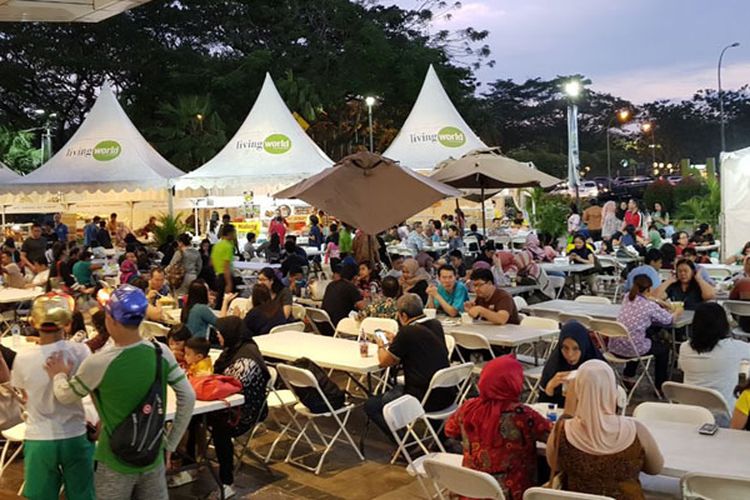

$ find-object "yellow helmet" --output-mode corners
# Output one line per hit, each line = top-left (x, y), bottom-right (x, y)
(30, 293), (74, 332)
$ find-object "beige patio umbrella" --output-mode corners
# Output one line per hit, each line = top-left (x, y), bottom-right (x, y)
(274, 151), (462, 235)
(431, 147), (561, 233)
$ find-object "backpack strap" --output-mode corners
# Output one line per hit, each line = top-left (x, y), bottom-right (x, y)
(151, 340), (163, 385)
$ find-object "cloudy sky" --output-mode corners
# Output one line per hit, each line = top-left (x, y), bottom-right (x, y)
(384, 0), (749, 103)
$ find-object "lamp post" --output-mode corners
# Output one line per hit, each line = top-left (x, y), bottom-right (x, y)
(365, 96), (376, 152)
(718, 41), (740, 154)
(33, 109), (57, 165)
(606, 109), (630, 189)
(642, 122), (656, 167)
(564, 80), (582, 207)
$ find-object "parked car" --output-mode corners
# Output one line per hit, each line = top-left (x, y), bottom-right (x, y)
(612, 176), (654, 199)
(551, 181), (599, 199)
(667, 175), (682, 185)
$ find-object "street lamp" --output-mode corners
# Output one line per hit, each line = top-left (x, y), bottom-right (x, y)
(32, 109), (57, 165)
(606, 108), (630, 189)
(718, 41), (740, 154)
(364, 96), (376, 153)
(564, 80), (583, 207)
(642, 122), (656, 165)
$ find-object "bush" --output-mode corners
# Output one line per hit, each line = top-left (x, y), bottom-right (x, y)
(676, 178), (720, 227)
(673, 176), (707, 207)
(643, 179), (674, 213)
(530, 193), (570, 240)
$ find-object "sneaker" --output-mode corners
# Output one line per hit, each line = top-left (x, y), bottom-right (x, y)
(167, 470), (196, 488)
(208, 484), (236, 500)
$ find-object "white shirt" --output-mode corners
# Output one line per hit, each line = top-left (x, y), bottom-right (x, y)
(31, 269), (49, 287)
(11, 340), (91, 440)
(678, 338), (750, 409)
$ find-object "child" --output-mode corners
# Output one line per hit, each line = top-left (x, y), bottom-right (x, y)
(119, 251), (138, 285)
(168, 326), (192, 369)
(184, 337), (213, 378)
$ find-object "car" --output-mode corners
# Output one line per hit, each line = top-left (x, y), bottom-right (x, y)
(550, 181), (599, 199)
(612, 176), (654, 199)
(667, 175), (682, 186)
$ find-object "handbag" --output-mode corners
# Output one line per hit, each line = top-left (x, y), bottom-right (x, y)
(166, 250), (186, 289)
(543, 418), (566, 490)
(0, 382), (24, 431)
(190, 375), (242, 401)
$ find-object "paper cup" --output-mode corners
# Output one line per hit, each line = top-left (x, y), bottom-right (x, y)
(424, 308), (437, 319)
(461, 312), (473, 325)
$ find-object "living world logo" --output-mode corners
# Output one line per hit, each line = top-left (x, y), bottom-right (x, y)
(235, 134), (292, 154)
(64, 140), (122, 161)
(408, 126), (466, 148)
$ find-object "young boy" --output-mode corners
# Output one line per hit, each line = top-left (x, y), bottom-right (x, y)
(184, 337), (213, 378)
(12, 293), (94, 500)
(168, 326), (192, 369)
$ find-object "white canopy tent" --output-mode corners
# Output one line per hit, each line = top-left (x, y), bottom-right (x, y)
(0, 162), (20, 183)
(383, 64), (486, 171)
(176, 72), (333, 196)
(1, 82), (184, 226)
(720, 147), (750, 260)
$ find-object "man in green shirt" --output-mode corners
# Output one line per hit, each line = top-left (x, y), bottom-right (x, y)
(338, 224), (353, 256)
(211, 223), (236, 306)
(46, 285), (196, 500)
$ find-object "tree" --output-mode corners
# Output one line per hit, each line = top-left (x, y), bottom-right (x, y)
(0, 126), (41, 173)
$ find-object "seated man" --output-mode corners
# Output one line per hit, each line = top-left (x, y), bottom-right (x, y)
(464, 267), (520, 325)
(1, 250), (27, 289)
(384, 255), (404, 279)
(280, 240), (308, 278)
(146, 267), (171, 305)
(365, 293), (454, 436)
(321, 263), (364, 332)
(624, 248), (663, 293)
(427, 265), (469, 317)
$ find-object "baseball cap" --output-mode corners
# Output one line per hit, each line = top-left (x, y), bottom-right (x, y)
(30, 293), (74, 332)
(105, 284), (148, 326)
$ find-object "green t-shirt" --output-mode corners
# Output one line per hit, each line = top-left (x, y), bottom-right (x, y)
(211, 239), (234, 277)
(72, 260), (93, 286)
(67, 342), (185, 474)
(339, 229), (352, 254)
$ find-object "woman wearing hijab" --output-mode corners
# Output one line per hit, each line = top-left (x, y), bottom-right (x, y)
(601, 201), (620, 242)
(547, 360), (664, 499)
(209, 316), (271, 499)
(539, 321), (603, 406)
(399, 258), (431, 304)
(446, 356), (551, 500)
(525, 233), (550, 262)
(491, 251), (517, 286)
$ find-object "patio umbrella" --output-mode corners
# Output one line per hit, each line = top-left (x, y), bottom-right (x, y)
(430, 147), (561, 233)
(274, 151), (462, 235)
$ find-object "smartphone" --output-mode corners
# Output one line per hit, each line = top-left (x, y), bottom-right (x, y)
(374, 329), (388, 344)
(698, 423), (719, 436)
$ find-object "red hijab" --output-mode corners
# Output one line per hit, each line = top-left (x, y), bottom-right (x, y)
(459, 355), (523, 446)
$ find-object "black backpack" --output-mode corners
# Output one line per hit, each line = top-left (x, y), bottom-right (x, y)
(108, 341), (165, 467)
(289, 357), (345, 413)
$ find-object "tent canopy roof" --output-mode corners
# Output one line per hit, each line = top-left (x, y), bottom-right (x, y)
(383, 65), (486, 171)
(5, 83), (183, 194)
(176, 73), (333, 191)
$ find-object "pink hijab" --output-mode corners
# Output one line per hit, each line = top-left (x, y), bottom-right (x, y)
(564, 360), (637, 455)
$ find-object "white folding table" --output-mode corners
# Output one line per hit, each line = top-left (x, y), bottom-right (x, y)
(524, 299), (694, 329)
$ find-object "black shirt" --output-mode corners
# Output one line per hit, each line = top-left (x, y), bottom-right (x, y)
(666, 281), (704, 310)
(321, 279), (362, 330)
(408, 280), (429, 305)
(280, 253), (308, 277)
(388, 318), (455, 411)
(243, 306), (288, 338)
(21, 236), (47, 263)
(569, 246), (592, 261)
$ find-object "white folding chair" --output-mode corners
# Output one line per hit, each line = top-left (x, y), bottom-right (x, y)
(391, 362), (474, 464)
(705, 267), (733, 280)
(269, 321), (306, 334)
(291, 303), (307, 322)
(360, 317), (398, 340)
(523, 487), (614, 499)
(449, 330), (495, 372)
(228, 297), (251, 318)
(681, 472), (750, 500)
(574, 295), (612, 304)
(423, 457), (506, 500)
(558, 312), (594, 328)
(633, 402), (714, 425)
(383, 395), (463, 498)
(464, 236), (480, 257)
(444, 335), (456, 360)
(139, 320), (170, 340)
(0, 422), (24, 485)
(517, 316), (560, 368)
(334, 317), (360, 338)
(513, 296), (529, 312)
(661, 381), (732, 423)
(547, 275), (566, 299)
(306, 307), (336, 336)
(275, 363), (364, 474)
(589, 319), (660, 406)
(723, 300), (750, 340)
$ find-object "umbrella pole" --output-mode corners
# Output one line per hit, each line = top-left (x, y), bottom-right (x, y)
(481, 186), (486, 236)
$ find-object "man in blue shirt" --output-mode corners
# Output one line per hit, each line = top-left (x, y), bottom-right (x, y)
(426, 264), (469, 317)
(84, 216), (100, 246)
(53, 212), (69, 242)
(624, 248), (662, 293)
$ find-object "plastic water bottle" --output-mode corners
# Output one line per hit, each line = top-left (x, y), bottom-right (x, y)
(11, 323), (20, 348)
(546, 403), (558, 423)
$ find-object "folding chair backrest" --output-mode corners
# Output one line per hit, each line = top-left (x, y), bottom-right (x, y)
(361, 317), (398, 338)
(423, 458), (505, 500)
(559, 313), (594, 328)
(532, 308), (562, 321)
(335, 317), (360, 337)
(706, 267), (732, 280)
(444, 335), (456, 359)
(267, 366), (278, 388)
(465, 236), (479, 253)
(589, 319), (629, 340)
(723, 300), (750, 318)
(228, 297), (251, 318)
(307, 307), (335, 336)
(140, 320), (170, 340)
(662, 381), (732, 417)
(633, 402), (714, 426)
(513, 296), (529, 312)
(383, 394), (425, 432)
(269, 321), (306, 334)
(521, 316), (559, 330)
(547, 276), (566, 298)
(681, 472), (750, 500)
(449, 330), (493, 353)
(276, 363), (318, 389)
(574, 295), (612, 304)
(308, 280), (331, 301)
(424, 362), (474, 405)
(523, 487), (614, 499)
(291, 303), (307, 321)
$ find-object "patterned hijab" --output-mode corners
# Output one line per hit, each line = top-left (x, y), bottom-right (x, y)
(399, 258), (431, 292)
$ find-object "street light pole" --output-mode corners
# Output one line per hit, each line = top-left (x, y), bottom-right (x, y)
(365, 96), (375, 153)
(718, 41), (740, 154)
(564, 80), (582, 210)
(606, 109), (630, 189)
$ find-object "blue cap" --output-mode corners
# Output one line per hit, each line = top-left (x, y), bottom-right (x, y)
(105, 284), (148, 326)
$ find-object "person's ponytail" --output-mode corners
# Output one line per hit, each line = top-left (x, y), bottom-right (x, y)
(628, 274), (653, 301)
